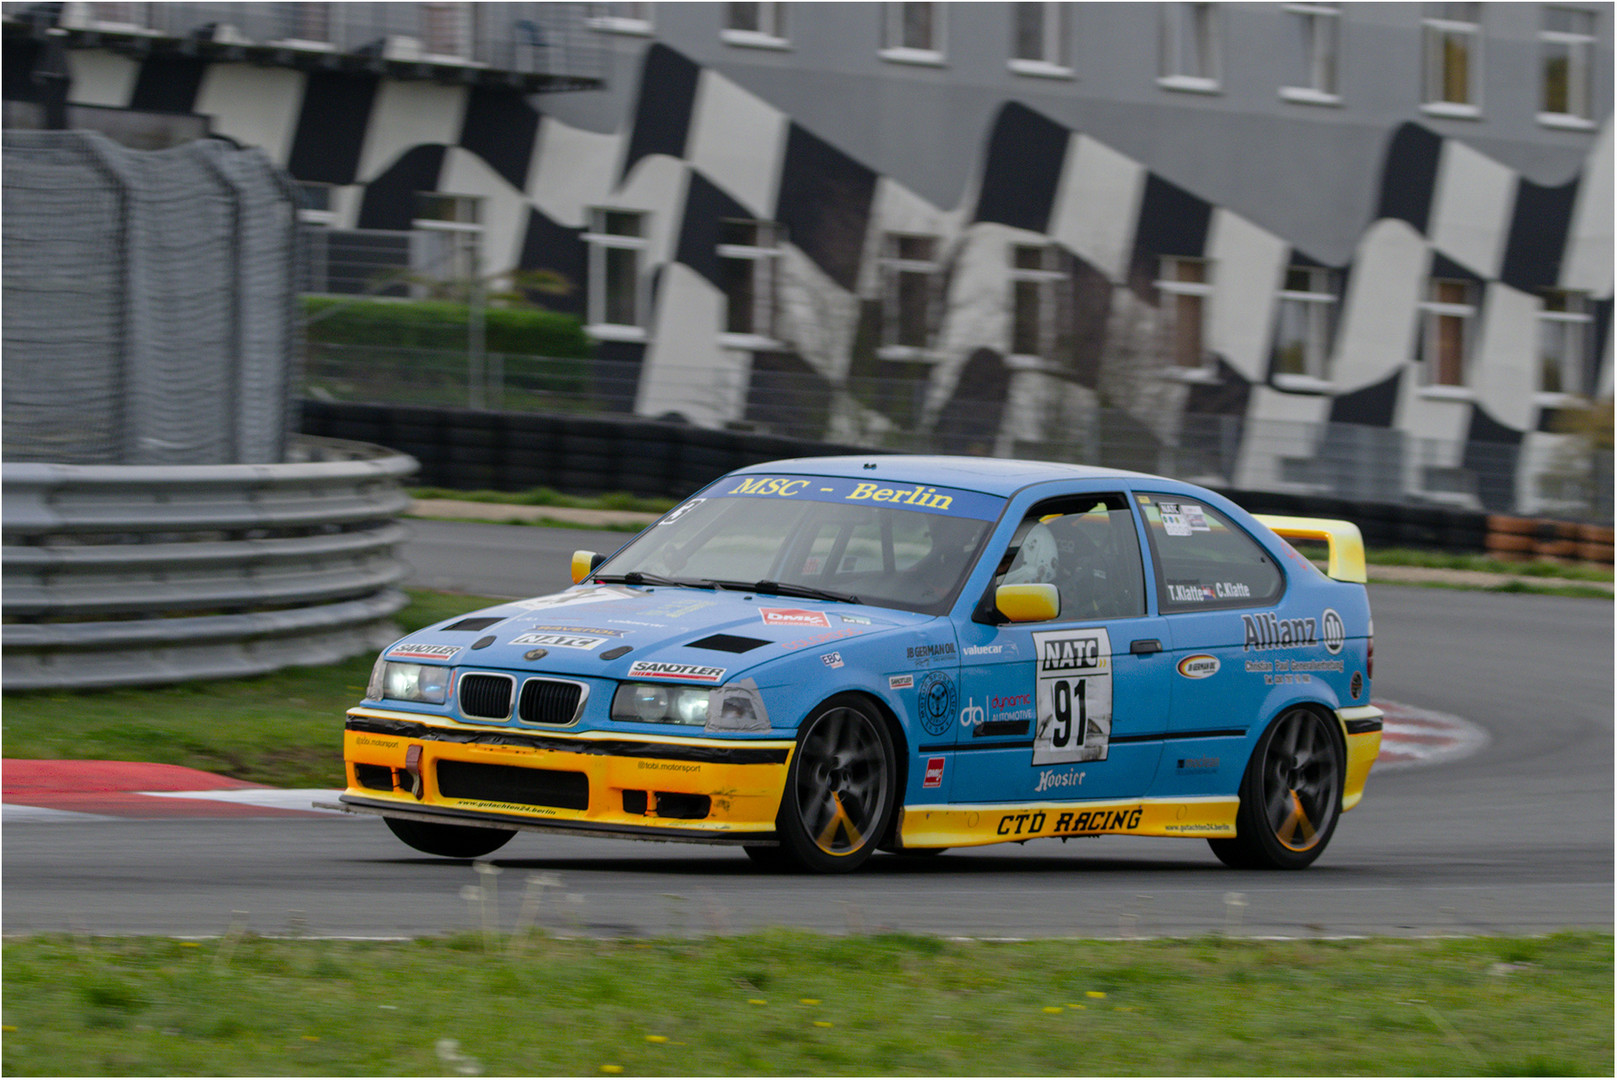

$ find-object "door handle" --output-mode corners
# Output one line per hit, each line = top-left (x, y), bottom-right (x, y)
(1130, 639), (1162, 656)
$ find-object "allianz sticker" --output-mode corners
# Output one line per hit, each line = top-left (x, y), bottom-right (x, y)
(889, 674), (914, 690)
(388, 642), (460, 660)
(1031, 628), (1113, 765)
(509, 633), (608, 650)
(1176, 654), (1220, 679)
(626, 660), (726, 683)
(820, 652), (845, 669)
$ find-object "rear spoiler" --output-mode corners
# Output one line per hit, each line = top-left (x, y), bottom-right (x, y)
(1252, 515), (1368, 584)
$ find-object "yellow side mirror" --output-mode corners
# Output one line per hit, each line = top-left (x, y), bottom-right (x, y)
(571, 550), (603, 584)
(996, 583), (1060, 623)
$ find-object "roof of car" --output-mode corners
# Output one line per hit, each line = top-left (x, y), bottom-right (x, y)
(729, 455), (1158, 497)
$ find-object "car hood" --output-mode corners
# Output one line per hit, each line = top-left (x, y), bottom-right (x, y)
(383, 583), (935, 684)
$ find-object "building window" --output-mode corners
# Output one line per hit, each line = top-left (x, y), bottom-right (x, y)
(1156, 256), (1213, 371)
(588, 2), (653, 35)
(420, 2), (474, 60)
(881, 2), (945, 64)
(1279, 3), (1341, 103)
(880, 233), (941, 355)
(585, 209), (648, 334)
(1010, 2), (1071, 77)
(1009, 244), (1069, 362)
(276, 2), (332, 45)
(413, 193), (482, 290)
(1418, 278), (1479, 388)
(1159, 3), (1221, 91)
(723, 2), (788, 47)
(718, 221), (782, 341)
(1422, 3), (1483, 115)
(1273, 267), (1338, 382)
(1539, 291), (1594, 396)
(1540, 7), (1596, 125)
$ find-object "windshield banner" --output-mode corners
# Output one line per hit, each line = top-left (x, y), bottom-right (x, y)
(713, 475), (1003, 521)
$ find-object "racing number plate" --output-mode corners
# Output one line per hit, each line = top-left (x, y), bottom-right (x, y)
(1031, 628), (1113, 765)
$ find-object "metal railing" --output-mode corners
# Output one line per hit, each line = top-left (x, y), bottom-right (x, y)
(3, 2), (605, 84)
(2, 436), (418, 690)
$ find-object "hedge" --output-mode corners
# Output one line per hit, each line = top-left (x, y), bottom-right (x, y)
(302, 297), (593, 359)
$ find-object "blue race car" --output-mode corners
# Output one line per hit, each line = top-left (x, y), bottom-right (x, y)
(336, 456), (1382, 872)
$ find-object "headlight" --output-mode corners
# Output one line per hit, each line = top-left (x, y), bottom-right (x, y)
(369, 661), (450, 704)
(610, 683), (710, 726)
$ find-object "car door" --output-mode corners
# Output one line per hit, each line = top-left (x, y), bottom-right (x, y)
(952, 492), (1171, 804)
(1132, 491), (1288, 799)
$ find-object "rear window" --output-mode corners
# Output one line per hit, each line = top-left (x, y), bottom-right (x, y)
(1136, 494), (1282, 613)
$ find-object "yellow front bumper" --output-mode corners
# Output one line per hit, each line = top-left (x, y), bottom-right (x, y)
(343, 709), (794, 842)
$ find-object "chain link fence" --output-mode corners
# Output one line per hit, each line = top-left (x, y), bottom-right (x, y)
(4, 130), (300, 465)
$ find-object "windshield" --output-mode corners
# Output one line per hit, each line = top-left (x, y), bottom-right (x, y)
(594, 474), (1004, 614)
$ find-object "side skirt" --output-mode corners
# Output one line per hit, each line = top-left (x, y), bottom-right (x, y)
(321, 796), (778, 846)
(899, 796), (1239, 849)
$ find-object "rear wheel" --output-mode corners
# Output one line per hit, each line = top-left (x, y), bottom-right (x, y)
(774, 695), (897, 874)
(384, 816), (516, 859)
(1209, 707), (1343, 870)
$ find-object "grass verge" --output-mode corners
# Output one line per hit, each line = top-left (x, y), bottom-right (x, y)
(411, 486), (675, 515)
(0, 590), (504, 789)
(3, 931), (1609, 1076)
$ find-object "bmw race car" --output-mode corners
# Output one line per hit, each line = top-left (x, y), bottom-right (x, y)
(334, 456), (1382, 872)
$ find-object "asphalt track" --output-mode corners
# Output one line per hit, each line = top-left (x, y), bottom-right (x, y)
(4, 520), (1611, 939)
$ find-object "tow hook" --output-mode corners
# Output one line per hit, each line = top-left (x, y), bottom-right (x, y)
(404, 745), (424, 799)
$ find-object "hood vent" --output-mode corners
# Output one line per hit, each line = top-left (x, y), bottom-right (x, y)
(686, 634), (769, 654)
(442, 617), (505, 632)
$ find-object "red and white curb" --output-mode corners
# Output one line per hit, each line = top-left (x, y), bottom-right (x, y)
(2, 700), (1484, 820)
(1372, 700), (1490, 770)
(2, 760), (343, 822)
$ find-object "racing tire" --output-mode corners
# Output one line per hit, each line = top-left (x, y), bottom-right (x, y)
(384, 816), (517, 859)
(1209, 706), (1344, 871)
(774, 694), (898, 874)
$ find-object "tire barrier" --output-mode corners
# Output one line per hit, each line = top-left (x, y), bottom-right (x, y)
(2, 437), (417, 690)
(299, 400), (879, 499)
(1485, 516), (1615, 564)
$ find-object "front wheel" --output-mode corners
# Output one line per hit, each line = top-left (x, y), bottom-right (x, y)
(385, 816), (516, 859)
(1209, 707), (1344, 870)
(774, 695), (898, 874)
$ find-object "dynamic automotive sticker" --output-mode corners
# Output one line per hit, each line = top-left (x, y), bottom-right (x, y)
(916, 670), (957, 737)
(388, 643), (460, 660)
(524, 624), (625, 638)
(1031, 628), (1113, 765)
(626, 661), (727, 683)
(760, 608), (831, 629)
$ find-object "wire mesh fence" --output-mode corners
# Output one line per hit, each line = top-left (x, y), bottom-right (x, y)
(4, 130), (299, 465)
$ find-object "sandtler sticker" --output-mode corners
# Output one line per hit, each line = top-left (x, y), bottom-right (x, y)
(889, 674), (915, 690)
(388, 643), (460, 660)
(626, 660), (727, 683)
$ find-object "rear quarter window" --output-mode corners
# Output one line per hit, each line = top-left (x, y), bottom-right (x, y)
(1136, 494), (1283, 613)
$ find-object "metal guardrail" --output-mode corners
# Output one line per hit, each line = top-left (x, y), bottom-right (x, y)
(2, 436), (418, 690)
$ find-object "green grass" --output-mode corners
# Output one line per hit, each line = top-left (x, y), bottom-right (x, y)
(2, 931), (1609, 1075)
(411, 486), (674, 514)
(0, 590), (503, 789)
(1359, 546), (1614, 581)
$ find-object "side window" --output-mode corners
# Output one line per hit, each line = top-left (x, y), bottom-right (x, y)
(994, 494), (1145, 620)
(1136, 494), (1282, 612)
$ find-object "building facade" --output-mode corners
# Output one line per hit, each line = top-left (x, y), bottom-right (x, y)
(3, 2), (1612, 514)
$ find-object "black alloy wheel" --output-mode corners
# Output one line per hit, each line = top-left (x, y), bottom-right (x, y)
(1209, 706), (1344, 870)
(772, 694), (898, 873)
